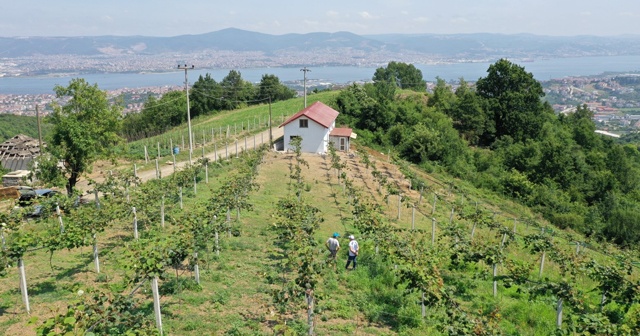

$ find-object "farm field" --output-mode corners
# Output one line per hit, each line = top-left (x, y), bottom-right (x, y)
(2, 138), (639, 335)
(2, 92), (640, 335)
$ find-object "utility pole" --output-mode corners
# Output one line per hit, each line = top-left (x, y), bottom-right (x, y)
(35, 105), (43, 152)
(178, 64), (195, 163)
(268, 96), (273, 149)
(300, 67), (311, 108)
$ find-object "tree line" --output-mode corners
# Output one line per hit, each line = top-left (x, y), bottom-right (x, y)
(121, 71), (295, 141)
(333, 60), (640, 246)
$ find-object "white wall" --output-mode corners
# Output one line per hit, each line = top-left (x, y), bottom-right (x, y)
(283, 118), (333, 153)
(329, 136), (350, 152)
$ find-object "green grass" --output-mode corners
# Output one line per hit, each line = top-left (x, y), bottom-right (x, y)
(3, 105), (640, 334)
(122, 91), (339, 162)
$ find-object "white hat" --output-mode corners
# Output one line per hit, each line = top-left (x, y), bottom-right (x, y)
(348, 235), (355, 239)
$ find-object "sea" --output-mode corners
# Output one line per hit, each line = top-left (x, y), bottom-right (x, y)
(2, 55), (640, 95)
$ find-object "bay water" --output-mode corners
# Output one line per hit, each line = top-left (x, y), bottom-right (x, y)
(2, 55), (640, 94)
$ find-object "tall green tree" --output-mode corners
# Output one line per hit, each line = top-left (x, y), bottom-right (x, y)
(373, 61), (426, 91)
(427, 77), (456, 112)
(219, 70), (254, 110)
(45, 78), (123, 195)
(190, 73), (222, 117)
(476, 59), (553, 145)
(452, 79), (487, 145)
(256, 74), (296, 102)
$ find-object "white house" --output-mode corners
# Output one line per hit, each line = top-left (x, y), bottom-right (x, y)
(280, 101), (340, 153)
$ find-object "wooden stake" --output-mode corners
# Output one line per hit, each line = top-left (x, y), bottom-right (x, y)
(161, 196), (165, 228)
(93, 234), (100, 273)
(152, 277), (163, 336)
(411, 206), (415, 230)
(132, 207), (138, 240)
(556, 298), (563, 328)
(56, 203), (64, 233)
(194, 252), (200, 284)
(431, 218), (436, 244)
(306, 290), (314, 336)
(18, 258), (30, 314)
(493, 263), (498, 297)
(215, 230), (220, 257)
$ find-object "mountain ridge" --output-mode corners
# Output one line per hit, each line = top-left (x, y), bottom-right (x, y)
(2, 27), (640, 59)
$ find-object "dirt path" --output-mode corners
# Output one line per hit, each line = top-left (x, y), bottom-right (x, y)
(76, 127), (284, 192)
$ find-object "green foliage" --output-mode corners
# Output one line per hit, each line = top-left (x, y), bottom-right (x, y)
(372, 61), (426, 91)
(476, 58), (554, 145)
(256, 74), (296, 102)
(0, 114), (51, 143)
(122, 90), (186, 140)
(44, 78), (123, 195)
(34, 289), (156, 335)
(332, 59), (640, 246)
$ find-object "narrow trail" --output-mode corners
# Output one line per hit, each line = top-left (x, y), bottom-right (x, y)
(76, 127), (284, 192)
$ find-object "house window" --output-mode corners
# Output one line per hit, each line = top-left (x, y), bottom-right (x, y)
(299, 119), (308, 128)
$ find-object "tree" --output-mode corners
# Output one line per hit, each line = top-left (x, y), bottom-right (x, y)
(452, 79), (487, 145)
(122, 91), (186, 140)
(190, 73), (222, 117)
(373, 61), (426, 91)
(219, 70), (254, 110)
(476, 59), (553, 145)
(256, 74), (296, 102)
(427, 77), (456, 112)
(45, 78), (123, 195)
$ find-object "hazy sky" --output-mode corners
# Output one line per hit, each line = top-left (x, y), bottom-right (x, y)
(2, 0), (640, 37)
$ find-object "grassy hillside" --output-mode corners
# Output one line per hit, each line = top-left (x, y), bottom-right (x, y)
(120, 91), (339, 161)
(0, 114), (51, 143)
(1, 138), (638, 335)
(2, 93), (640, 335)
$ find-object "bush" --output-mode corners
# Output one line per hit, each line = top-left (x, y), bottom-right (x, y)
(159, 277), (202, 295)
(550, 212), (584, 230)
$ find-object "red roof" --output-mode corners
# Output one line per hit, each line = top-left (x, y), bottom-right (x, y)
(279, 101), (339, 128)
(329, 127), (352, 137)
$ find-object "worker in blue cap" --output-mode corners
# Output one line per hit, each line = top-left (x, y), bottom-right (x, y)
(325, 232), (341, 265)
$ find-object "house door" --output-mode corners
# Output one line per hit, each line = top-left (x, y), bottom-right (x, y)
(339, 138), (346, 151)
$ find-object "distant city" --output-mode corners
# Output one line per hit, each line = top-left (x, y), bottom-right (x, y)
(4, 73), (640, 137)
(2, 29), (640, 135)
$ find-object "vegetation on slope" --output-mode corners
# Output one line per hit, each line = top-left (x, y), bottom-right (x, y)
(333, 59), (640, 247)
(0, 114), (51, 143)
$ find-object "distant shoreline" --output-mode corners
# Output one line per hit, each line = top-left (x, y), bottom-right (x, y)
(2, 56), (640, 95)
